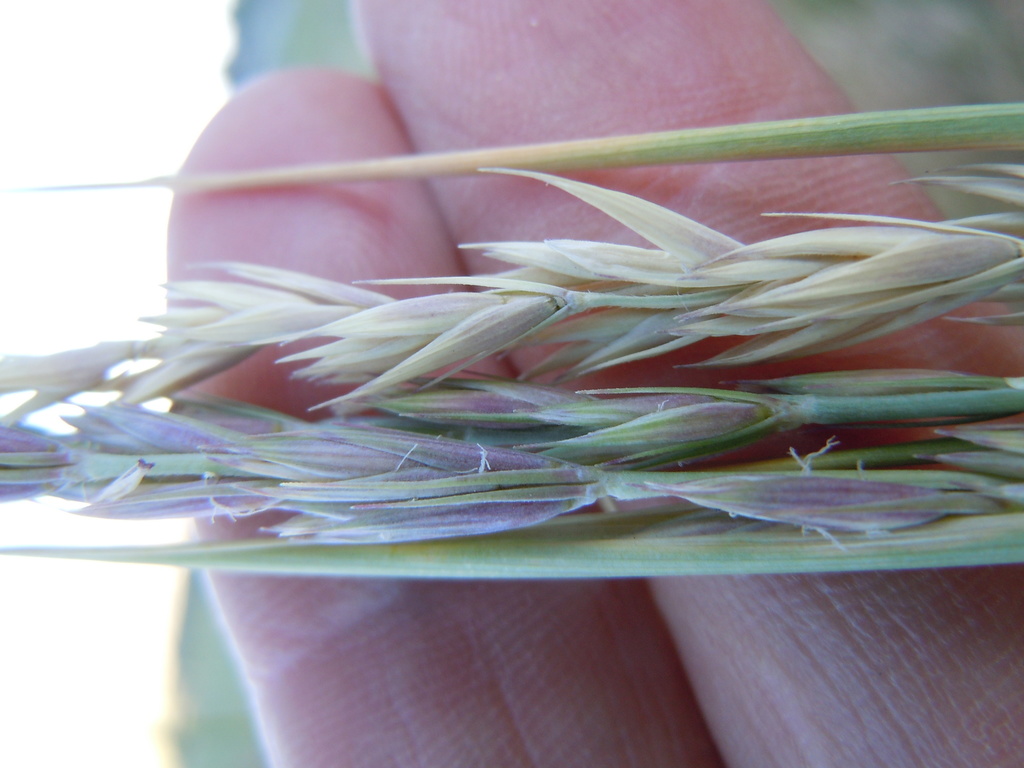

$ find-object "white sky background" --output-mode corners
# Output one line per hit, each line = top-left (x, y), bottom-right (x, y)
(0, 3), (235, 767)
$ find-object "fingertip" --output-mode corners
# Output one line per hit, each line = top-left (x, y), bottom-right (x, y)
(169, 68), (437, 284)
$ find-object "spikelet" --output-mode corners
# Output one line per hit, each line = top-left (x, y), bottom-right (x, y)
(2, 400), (1021, 543)
(2, 168), (1023, 416)
(674, 227), (1023, 365)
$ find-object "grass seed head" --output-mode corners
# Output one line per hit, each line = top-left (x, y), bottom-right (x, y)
(637, 475), (1003, 532)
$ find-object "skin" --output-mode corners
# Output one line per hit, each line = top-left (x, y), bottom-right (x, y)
(168, 1), (1024, 766)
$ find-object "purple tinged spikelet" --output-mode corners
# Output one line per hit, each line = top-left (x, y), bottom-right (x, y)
(0, 426), (75, 466)
(939, 424), (1024, 454)
(538, 401), (773, 464)
(0, 425), (76, 499)
(638, 475), (1002, 532)
(79, 482), (274, 520)
(68, 405), (240, 453)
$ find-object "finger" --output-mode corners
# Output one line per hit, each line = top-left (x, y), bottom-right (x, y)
(654, 568), (1024, 767)
(357, 0), (927, 246)
(215, 575), (719, 768)
(168, 72), (719, 767)
(356, 1), (1024, 766)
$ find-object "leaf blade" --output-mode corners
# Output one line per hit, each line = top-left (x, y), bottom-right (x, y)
(5, 511), (1024, 577)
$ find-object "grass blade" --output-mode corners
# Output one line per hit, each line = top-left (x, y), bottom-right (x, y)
(28, 103), (1024, 193)
(5, 510), (1024, 577)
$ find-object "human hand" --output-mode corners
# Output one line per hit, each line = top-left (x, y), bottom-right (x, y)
(168, 1), (1024, 765)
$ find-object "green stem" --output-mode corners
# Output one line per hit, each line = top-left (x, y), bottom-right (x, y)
(9, 509), (1022, 577)
(42, 103), (1024, 192)
(794, 388), (1024, 424)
